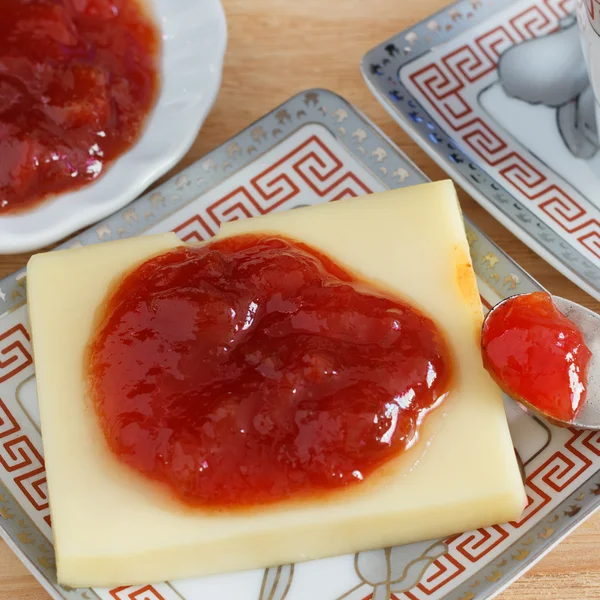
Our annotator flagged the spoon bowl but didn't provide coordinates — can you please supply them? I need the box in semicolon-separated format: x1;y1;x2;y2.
483;294;600;430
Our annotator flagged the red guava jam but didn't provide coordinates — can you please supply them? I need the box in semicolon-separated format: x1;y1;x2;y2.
0;0;160;213
88;235;452;507
482;292;591;423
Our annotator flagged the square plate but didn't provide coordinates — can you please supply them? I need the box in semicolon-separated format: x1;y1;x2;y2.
1;89;600;600
362;0;600;303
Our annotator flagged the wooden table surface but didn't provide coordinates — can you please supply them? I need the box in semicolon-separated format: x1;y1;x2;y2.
1;0;600;598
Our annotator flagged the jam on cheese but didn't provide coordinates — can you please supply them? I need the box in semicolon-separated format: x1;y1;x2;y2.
88;234;452;507
481;291;592;423
0;0;160;213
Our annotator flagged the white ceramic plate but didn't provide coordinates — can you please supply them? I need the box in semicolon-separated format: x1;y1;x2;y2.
0;0;227;254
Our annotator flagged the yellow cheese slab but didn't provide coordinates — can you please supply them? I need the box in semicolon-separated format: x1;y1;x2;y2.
27;181;526;587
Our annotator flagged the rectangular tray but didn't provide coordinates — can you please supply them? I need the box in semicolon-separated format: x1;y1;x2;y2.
362;0;600;303
0;89;599;600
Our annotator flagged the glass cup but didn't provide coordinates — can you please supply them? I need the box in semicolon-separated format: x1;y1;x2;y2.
577;0;600;131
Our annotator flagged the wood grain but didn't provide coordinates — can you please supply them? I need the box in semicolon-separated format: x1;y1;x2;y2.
1;0;599;598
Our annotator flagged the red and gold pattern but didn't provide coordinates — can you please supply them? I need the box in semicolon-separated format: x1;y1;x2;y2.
0;321;49;530
0;397;19;440
110;585;166;600
249;136;371;204
172;214;215;243
0;325;32;384
407;0;600;261
169;134;372;243
512;430;600;527
585;0;600;21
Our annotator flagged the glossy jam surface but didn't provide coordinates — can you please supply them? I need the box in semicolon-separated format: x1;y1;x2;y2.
482;292;591;423
0;0;160;213
88;235;452;508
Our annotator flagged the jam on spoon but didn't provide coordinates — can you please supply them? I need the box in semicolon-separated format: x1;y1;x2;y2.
481;291;592;424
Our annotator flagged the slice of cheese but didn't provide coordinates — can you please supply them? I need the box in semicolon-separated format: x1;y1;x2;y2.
27;181;526;587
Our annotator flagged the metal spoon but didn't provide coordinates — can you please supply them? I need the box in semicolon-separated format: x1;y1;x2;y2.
483;294;600;430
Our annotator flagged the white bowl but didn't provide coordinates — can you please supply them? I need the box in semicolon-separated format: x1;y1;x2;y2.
0;0;227;254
